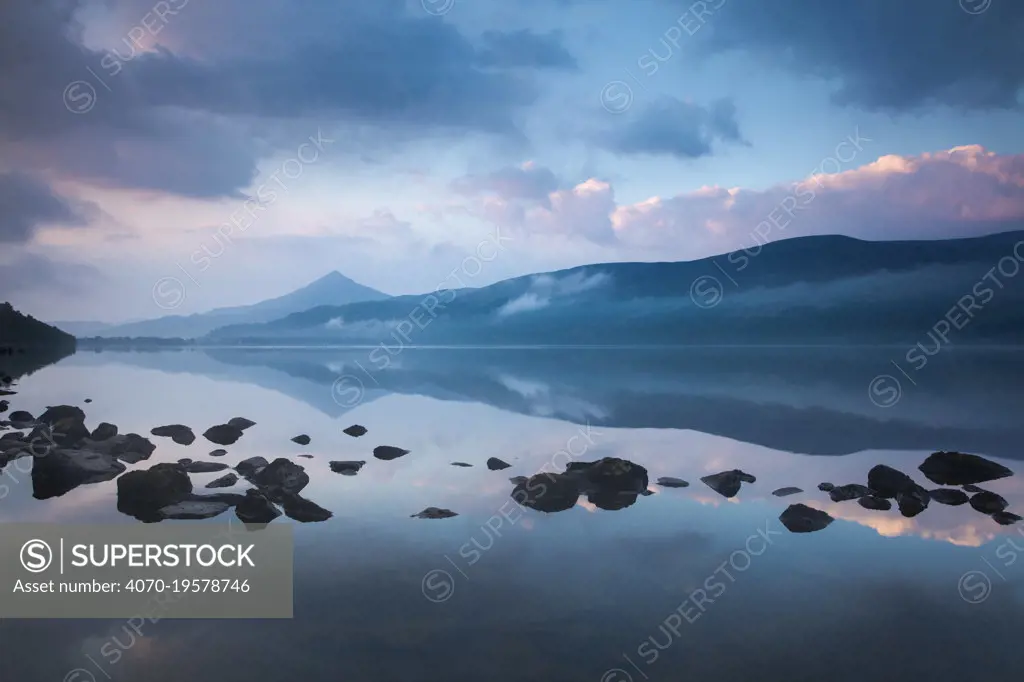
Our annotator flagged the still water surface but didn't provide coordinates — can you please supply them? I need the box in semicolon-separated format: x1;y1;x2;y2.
1;347;1022;681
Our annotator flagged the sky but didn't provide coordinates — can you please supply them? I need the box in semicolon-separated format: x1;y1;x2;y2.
2;0;1024;323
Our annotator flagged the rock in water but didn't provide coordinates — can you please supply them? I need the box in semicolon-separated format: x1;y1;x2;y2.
37;405;85;426
829;484;873;502
818;482;835;492
117;463;192;522
31;449;126;499
235;489;281;524
867;465;918;499
929;489;969;506
158;500;231;520
772;487;803;497
209;449;228;457
487;457;511;470
252;458;309;497
291;434;311;445
512;473;581;513
780;504;834;533
281;494;332;522
343;425;367;437
151;424;195;446
451;462;473;467
992;511;1021;526
90;422;118;441
858;496;892;511
329;460;366;475
963;484;985;493
969;491;1008;515
227;417;256;431
206;473;239;489
9;410;34;426
181;461;229;474
567;458;649;495
203;424;244;446
896;488;930;517
701;470;755;498
235;456;269;479
411;507;458;519
509;476;529;486
0;400;8;413
658;477;690;488
918;451;1012;486
373;445;410;461
297;454;313;459
84;399;92;403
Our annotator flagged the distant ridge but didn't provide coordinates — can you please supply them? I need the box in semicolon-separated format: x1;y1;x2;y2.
204;230;1024;346
70;271;389;339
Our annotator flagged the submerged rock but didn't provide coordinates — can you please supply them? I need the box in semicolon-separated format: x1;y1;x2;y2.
343;424;367;437
858;496;892;511
487;457;511;471
993;511;1022;526
151;424;195;446
929;489;969;506
235;489;281;524
181;461;229;474
227;417;256;431
329;460;365;475
451;462;473;467
206;473;239;488
919;451;1013;486
291;434;311;446
657;477;690;488
701;470;754;498
509;476;529;485
969;491;1008;515
780;504;834;533
235;456;269;479
31;448;126;500
117;463;192;521
90;422;118;441
281;494;332;522
209;449;228;457
158;499;231;520
203;424;244;446
373;445;410;461
963;484;986;493
411;507;458;519
772;487;803;497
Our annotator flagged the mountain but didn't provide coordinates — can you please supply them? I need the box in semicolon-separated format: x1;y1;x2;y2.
78;271;389;339
205;230;1024;346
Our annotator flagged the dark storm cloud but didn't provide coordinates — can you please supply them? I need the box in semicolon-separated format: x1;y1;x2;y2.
0;172;93;243
601;97;746;159
0;0;576;199
703;0;1024;111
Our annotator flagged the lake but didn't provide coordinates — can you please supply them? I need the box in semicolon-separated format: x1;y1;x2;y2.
1;346;1022;682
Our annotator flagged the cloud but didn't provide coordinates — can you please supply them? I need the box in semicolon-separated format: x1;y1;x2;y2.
476;29;578;70
451;162;561;204
0;250;102;297
0;172;95;243
0;0;574;199
601;97;746;159
704;0;1024;112
451;145;1024;259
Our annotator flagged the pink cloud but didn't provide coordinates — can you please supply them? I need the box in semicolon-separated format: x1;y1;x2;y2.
454;146;1024;261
